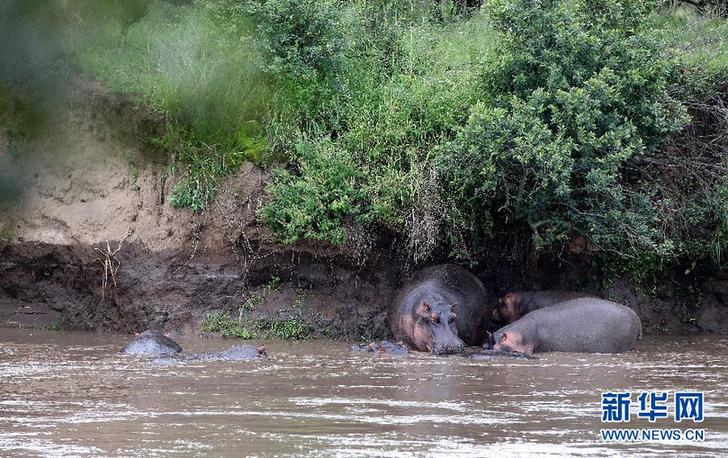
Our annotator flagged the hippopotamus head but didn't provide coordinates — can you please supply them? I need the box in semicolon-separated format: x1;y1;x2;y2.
491;329;534;355
219;345;267;360
411;301;464;355
492;292;522;324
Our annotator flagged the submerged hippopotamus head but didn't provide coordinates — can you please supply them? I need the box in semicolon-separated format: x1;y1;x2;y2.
218;345;267;360
492;292;521;324
490;329;534;355
411;301;464;355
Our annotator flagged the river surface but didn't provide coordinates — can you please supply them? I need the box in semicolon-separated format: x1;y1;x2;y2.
1;329;727;456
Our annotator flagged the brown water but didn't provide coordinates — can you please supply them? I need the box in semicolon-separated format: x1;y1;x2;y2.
1;329;727;457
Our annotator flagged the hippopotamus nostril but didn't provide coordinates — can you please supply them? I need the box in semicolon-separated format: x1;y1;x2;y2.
431;342;464;355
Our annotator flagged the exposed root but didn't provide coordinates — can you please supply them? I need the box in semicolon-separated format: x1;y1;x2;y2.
95;237;126;299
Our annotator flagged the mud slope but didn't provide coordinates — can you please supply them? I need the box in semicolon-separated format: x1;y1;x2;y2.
1;84;728;336
0;86;399;337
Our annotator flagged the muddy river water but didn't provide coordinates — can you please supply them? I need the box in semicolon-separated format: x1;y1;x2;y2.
1;329;728;456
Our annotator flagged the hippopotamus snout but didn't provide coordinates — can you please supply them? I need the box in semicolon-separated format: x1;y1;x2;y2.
428;338;465;355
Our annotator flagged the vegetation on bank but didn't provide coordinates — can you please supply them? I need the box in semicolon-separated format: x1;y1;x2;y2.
199;277;313;340
1;0;727;279
200;309;313;341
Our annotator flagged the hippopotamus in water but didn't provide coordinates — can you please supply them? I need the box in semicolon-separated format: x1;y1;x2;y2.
122;331;265;363
187;345;267;361
121;330;182;356
488;298;642;354
351;340;409;355
154;345;267;365
389;264;493;355
492;290;593;324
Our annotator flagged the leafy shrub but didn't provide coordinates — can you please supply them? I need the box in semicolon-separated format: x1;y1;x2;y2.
437;0;691;263
259;2;497;246
261;139;369;245
200;311;256;340
254;316;312;340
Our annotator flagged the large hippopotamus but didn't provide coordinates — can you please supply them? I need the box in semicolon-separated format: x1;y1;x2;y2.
492;290;593;324
121;330;182;355
389;264;493;355
489;298;642;354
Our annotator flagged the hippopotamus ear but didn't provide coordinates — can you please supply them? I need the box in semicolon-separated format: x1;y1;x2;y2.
450;303;458;312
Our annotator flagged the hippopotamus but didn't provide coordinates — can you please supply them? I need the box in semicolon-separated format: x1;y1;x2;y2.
351;340;409;355
389;264;493;355
122;331;266;363
154;345;267;365
184;345;267;361
492;290;593;324
121;330;182;355
488;298;642;354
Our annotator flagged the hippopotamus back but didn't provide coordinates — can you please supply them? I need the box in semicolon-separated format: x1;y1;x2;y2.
494;290;594;323
193;345;267;361
492;298;642;354
121;330;183;356
390;264;493;353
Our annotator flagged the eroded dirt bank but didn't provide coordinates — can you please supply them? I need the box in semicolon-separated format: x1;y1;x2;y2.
1;85;727;337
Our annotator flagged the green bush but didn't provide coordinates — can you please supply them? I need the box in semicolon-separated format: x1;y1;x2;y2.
261;139;369;244
258;0;728;275
437;0;690;262
255;316;312;340
200;311;256;340
259;2;497;245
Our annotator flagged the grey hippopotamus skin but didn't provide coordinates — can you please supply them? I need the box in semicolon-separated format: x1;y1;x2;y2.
121;330;183;356
389;264;493;355
492;290;594;324
488;298;642;354
122;331;266;363
351;340;409;355
154;345;267;365
184;345;267;361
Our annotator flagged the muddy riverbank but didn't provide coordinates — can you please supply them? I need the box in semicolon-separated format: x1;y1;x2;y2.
2;84;728;338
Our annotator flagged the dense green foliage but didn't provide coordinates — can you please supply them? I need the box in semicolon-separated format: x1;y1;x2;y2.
440;0;690;259
258;0;498;251
255;0;728;271
200;310;312;340
2;0;727;274
200;311;257;339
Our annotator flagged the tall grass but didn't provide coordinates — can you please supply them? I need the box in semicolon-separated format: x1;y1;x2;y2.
71;1;269;210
